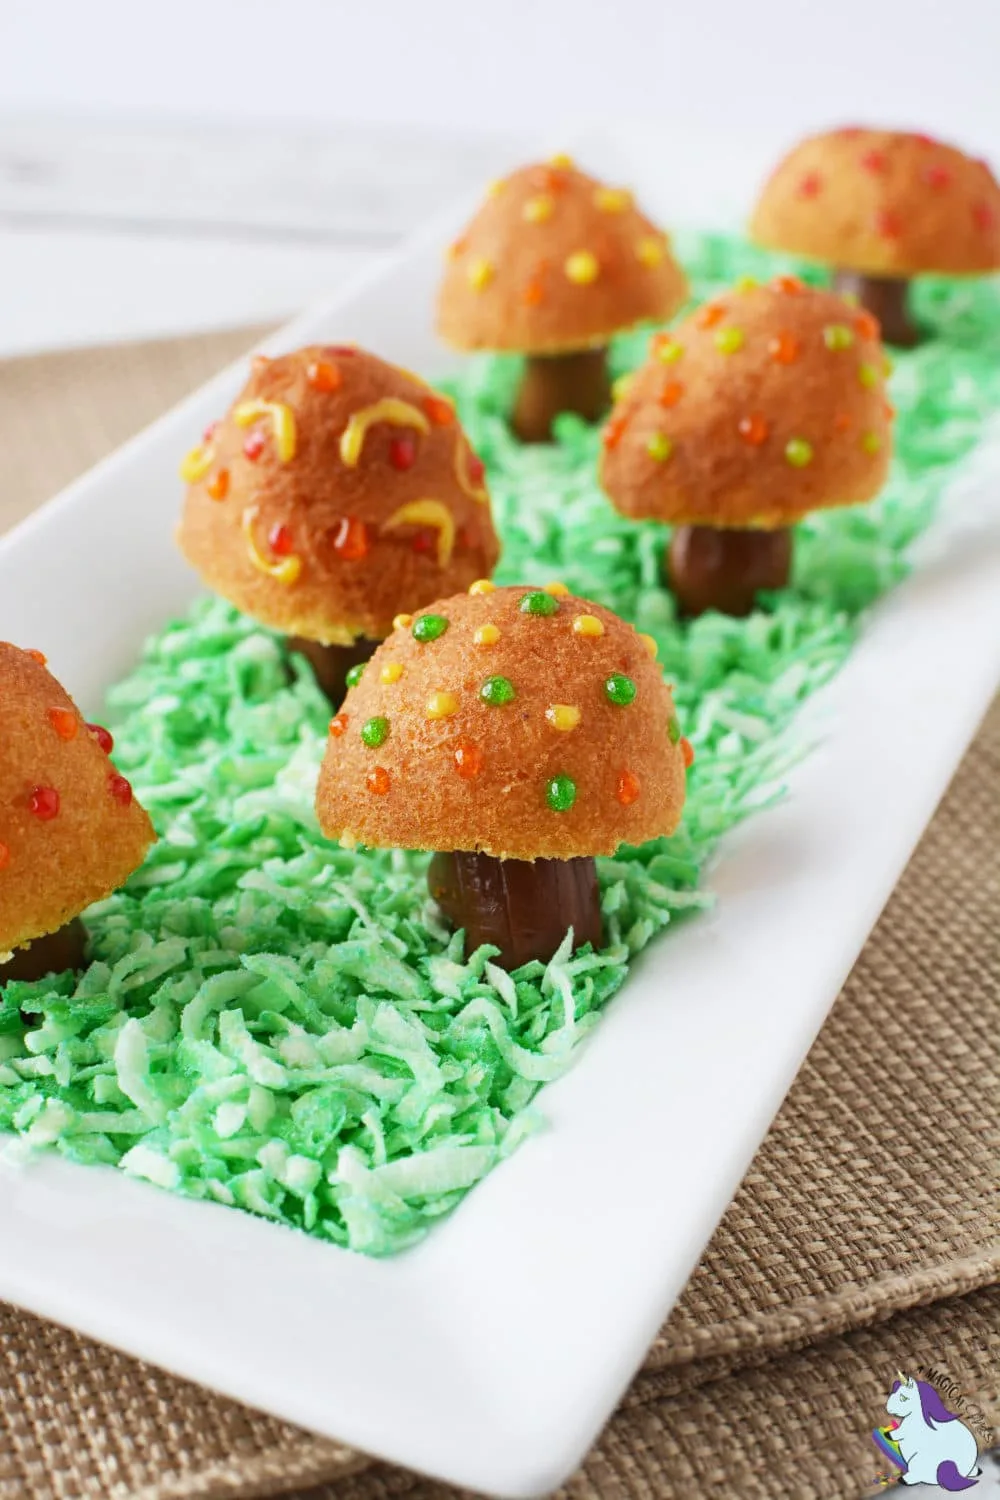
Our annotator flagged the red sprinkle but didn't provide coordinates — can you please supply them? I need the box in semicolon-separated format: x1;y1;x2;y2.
738;413;769;446
602;415;627;449
696;302;726;329
411;531;435;555
834;413;853;433
972;200;996;231
389;436;417;471
453;736;484;780
329;713;348;738
48;707;78;741
324;345;357;357
616;770;641;806
912;132;936;148
306;360;341;392
457;523;478;551
923;163;952;190
333;516;370;561
659;380;684;408
29;786;60;820
243;428;267;461
797;171;822;199
26;649;47;666
366;766;391;795
859;149;886;174
772;274;805;295
768;331;800;365
854;310;881;340
681;738;695;768
874;208;902;239
466;452;486;484
108;773;133;806
0;842;9;871
423;395;454;427
268;522;294;556
202;421;219;444
87;723;114;755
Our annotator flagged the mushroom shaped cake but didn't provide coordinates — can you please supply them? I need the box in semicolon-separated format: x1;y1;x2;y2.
177;345;501;704
0;644;155;982
437;155;688;442
599;277;894;618
315;583;691;970
750;126;1000;347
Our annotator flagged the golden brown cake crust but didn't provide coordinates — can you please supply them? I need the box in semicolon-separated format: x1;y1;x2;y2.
0;645;156;953
436;157;688;355
177;347;501;644
315;586;688;861
750;127;1000;276
599;278;893;529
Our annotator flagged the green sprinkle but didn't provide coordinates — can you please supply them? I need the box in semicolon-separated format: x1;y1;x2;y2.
412;613;449;643
546;774;577;812
858;362;879;388
668;714;682;745
480;675;516;705
646;432;673;462
361;716;390;748
824;323;855;351
605;673;637;706
861;431;882;454
345;663;366;688
714;326;745;354
519;590;559;617
785;438;814;468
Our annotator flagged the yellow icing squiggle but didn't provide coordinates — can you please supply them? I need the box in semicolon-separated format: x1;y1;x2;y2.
234;400;297;462
241;506;302;584
454;439;489;504
180;444;214;482
382;499;456;567
340;399;430;467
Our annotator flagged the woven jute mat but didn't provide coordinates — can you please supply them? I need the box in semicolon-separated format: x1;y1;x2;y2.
0;333;997;1500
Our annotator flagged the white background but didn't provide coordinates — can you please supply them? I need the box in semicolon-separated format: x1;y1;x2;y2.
2;0;1000;355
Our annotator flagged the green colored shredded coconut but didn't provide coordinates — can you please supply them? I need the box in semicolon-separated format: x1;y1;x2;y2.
3;233;1000;1256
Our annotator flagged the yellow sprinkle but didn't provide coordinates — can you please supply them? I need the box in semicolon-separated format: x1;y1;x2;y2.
393;613;413;631
486;178;506;197
565;251;600;285
594;186;633;213
544;581;570;596
883;354;894;376
468;257;495;290
635;237;664;268
546;704;581;732
647;432;673;462
523;194;554;223
573;614;605;639
382;498;456;566
861;431;882;455
549;152;574;169
469;578;496;595
380;662;404;685
234;400;297;462
339;398;430;467
179;444;213;483
735;275;759;292
656;338;684;364
612;373;634;402
339;831;359;851
638;632;658;658
474;623;501;646
425;691;460;720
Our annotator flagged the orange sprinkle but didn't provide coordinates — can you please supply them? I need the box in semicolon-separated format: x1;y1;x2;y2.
834;412;853;433
206;469;230;501
307;360;342;393
522;277;545;306
251;354;271;372
855;310;881;340
772;274;805;294
658;380;684;408
366;767;391;795
737;413;769;446
453;736;484;780
333;516;370;561
768;331;800;365
423;395;455;426
447;236;467;260
329;713;348;738
696;302;726;329
602;415;628;449
0;842;9;871
616;770;641;807
48;707;78;741
681;737;695;768
26;649;47;666
883;399;896;421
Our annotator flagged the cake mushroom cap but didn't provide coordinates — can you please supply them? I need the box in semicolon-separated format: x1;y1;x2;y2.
315;585;687;861
0;645;155;953
599;278;893;529
177;346;501;645
750;127;1000;277
437;156;689;355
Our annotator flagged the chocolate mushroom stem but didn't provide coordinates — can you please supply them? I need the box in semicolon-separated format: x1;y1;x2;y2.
288;636;381;707
427;850;602;970
511;348;612;443
832;270;921;348
0;918;88;985
667;525;793;618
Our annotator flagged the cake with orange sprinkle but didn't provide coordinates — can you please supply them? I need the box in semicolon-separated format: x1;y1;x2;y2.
750;126;1000;346
315;582;691;967
599;277;894;616
0;644;155;982
437;155;688;442
177;345;501;702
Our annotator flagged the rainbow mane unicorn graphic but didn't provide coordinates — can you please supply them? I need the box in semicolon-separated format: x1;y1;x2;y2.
872;1373;982;1490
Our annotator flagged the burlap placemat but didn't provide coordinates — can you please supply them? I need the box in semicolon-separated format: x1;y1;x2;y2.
0;333;996;1500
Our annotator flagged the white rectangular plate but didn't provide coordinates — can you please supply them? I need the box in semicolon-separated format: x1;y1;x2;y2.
1;128;999;1499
